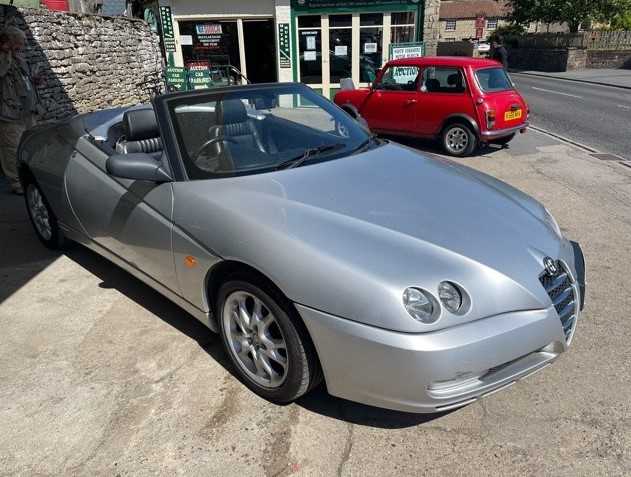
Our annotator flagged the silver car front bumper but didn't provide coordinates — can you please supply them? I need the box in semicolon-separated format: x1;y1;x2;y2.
298;304;572;413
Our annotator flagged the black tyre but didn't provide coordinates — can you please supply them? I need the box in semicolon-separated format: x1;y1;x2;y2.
24;181;65;249
441;122;477;157
491;133;516;146
217;275;322;403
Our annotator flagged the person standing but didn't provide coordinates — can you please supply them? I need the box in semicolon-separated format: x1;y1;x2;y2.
0;26;39;195
490;35;509;70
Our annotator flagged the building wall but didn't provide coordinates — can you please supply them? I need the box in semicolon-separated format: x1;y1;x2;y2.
439;18;510;41
170;0;275;18
1;6;162;121
422;0;441;55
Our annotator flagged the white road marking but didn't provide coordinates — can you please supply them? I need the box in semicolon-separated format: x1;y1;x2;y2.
617;104;631;110
531;86;583;99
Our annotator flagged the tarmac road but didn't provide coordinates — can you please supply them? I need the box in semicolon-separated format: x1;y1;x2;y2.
1;131;630;476
512;73;631;160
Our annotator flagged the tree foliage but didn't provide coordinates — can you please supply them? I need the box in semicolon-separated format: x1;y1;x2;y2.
507;0;631;32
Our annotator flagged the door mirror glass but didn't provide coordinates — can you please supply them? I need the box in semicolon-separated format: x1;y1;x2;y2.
106;153;173;182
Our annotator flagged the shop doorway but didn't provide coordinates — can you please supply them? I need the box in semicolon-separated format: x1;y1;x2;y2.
243;20;278;83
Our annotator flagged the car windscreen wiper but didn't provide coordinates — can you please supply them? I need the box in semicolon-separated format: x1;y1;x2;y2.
276;142;346;170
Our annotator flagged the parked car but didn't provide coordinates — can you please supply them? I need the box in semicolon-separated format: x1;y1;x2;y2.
476;41;491;53
19;83;583;413
334;56;529;156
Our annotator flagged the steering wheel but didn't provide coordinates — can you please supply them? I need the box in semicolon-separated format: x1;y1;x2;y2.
191;135;237;171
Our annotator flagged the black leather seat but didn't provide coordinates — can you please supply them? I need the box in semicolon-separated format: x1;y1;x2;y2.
119;108;163;155
210;99;265;153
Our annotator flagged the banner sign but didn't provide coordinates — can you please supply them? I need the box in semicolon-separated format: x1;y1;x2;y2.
159;6;176;53
278;23;291;68
389;41;424;60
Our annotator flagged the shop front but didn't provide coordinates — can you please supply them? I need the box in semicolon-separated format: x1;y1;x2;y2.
291;0;424;98
166;0;290;85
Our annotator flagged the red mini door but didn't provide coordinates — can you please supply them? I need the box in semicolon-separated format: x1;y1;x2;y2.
359;64;421;134
415;66;476;136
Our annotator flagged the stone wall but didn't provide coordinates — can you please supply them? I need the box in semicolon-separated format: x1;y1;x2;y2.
1;6;162;122
587;50;631;69
422;0;441;56
507;47;587;72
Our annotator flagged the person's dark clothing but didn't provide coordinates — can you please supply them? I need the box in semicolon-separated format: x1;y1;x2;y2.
491;45;508;69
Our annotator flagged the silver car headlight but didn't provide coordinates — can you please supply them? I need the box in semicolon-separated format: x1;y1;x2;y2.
543;207;562;238
438;281;462;313
403;287;439;323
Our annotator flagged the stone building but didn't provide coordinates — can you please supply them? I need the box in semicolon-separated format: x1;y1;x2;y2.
161;0;441;100
439;0;510;42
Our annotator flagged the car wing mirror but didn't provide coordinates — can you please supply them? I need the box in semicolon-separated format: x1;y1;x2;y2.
106;153;173;183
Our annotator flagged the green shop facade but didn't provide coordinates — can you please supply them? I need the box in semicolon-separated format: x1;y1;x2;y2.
291;0;425;98
161;0;431;97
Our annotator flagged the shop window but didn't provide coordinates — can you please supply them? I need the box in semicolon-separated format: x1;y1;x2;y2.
445;20;457;31
392;12;415;25
360;13;383;83
329;15;353;84
299;28;322;84
299;15;321;29
329;14;352;28
298;15;322;84
487;18;498;30
422;67;465;93
179;21;241;70
391;11;416;44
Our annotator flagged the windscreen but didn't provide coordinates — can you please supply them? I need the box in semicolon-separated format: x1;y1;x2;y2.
168;85;371;179
475;67;514;92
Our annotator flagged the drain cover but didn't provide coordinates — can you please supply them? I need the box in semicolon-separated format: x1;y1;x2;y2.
591;153;626;161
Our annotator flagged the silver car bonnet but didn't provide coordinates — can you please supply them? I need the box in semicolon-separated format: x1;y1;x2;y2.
173;143;568;333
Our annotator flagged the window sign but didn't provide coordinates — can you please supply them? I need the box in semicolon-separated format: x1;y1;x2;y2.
364;42;378;54
335;45;348;56
392;66;419;84
390;42;424;60
306;36;316;50
304;51;317;61
180;35;193;46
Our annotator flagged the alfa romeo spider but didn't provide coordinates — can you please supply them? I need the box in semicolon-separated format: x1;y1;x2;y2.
18;83;585;413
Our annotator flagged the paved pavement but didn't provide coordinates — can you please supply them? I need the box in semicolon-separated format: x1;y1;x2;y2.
2;131;631;476
517;68;631;90
512;73;631;160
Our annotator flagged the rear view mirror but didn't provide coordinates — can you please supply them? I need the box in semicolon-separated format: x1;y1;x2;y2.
106;153;173;182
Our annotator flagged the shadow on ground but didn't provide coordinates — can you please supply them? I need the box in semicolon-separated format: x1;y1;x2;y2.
62;241;452;430
384;134;508;158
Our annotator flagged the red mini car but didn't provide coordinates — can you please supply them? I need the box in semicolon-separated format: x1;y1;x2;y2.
334;56;529;156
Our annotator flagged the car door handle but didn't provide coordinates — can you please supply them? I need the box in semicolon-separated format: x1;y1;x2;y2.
404;99;417;105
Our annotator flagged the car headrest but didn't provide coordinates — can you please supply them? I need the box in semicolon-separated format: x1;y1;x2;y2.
447;73;461;86
426;78;440;92
122;108;159;141
219;99;248;125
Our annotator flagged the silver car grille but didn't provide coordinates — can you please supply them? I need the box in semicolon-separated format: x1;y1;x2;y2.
539;261;577;342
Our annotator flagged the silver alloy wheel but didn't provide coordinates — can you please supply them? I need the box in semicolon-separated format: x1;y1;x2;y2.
223;291;289;388
445;126;469;154
27;184;52;241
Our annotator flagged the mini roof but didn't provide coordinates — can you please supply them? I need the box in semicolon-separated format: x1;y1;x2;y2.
387;56;502;68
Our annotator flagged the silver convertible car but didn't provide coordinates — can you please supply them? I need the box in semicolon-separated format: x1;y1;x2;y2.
18;83;585;413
